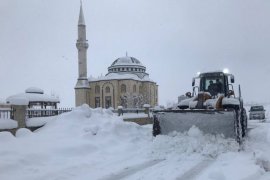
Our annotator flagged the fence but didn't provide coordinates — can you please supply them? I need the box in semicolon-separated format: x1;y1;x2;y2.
27;108;72;118
0;108;14;119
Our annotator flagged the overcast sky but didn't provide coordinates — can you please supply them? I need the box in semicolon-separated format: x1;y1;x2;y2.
1;0;270;107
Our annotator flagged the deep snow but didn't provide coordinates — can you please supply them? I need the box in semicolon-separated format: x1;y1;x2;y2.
0;104;270;180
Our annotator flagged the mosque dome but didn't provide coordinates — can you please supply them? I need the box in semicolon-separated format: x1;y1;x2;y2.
111;56;142;66
108;55;147;74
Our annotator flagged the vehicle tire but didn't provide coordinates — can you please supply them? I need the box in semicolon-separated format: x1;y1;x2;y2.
235;109;243;145
241;108;247;138
153;115;161;136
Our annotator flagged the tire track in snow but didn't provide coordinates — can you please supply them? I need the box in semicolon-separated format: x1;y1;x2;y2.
176;159;215;180
99;159;164;180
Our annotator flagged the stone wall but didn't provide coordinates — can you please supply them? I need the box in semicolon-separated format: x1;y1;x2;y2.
123;117;153;125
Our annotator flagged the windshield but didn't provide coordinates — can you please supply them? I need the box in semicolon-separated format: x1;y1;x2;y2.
250;106;264;111
201;76;224;96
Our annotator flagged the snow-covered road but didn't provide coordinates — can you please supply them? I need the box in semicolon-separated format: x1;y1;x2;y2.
1;105;270;180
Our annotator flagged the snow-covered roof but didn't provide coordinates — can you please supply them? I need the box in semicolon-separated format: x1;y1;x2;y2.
75;79;90;89
0;98;7;105
111;56;143;66
89;73;154;82
25;87;44;94
6;88;59;105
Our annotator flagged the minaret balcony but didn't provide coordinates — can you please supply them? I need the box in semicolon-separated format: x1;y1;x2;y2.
76;41;89;49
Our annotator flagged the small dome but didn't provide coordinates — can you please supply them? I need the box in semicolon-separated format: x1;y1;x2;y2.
25;87;44;94
111;56;142;66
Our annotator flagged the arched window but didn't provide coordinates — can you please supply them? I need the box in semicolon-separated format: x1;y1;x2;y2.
139;86;143;93
121;84;126;93
95;85;100;94
133;85;136;93
105;86;110;93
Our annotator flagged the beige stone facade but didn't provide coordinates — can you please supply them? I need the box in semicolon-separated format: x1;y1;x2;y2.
88;77;158;109
74;4;158;108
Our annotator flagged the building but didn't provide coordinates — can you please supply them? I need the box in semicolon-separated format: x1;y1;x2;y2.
6;87;60;108
75;4;158;109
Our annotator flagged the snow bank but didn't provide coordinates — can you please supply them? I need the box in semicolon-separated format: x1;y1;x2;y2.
0;118;18;129
0;104;151;180
151;126;239;159
15;128;32;137
247;121;270;170
26;116;57;127
1;104;269;180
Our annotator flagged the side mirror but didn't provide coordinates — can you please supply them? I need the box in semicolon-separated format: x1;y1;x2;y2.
192;78;195;86
228;90;235;97
185;92;192;98
231;75;235;83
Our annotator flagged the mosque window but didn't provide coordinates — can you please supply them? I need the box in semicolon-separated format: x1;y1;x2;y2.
118;68;120;71
133;85;136;93
95;85;100;94
105;86;110;93
95;97;100;108
122;68;124;71
121;84;126;93
131;68;133;71
139;86;143;93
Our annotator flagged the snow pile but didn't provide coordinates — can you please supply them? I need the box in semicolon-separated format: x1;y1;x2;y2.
36;105;149;140
1;104;269;180
15;128;32;137
26;116;57;127
0;104;151;180
247;122;270;171
151;126;239;159
0;118;18;129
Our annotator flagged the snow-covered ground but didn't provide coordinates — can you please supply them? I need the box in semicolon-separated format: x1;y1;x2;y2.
1;104;270;180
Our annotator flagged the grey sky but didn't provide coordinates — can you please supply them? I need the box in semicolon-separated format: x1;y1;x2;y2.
0;0;270;107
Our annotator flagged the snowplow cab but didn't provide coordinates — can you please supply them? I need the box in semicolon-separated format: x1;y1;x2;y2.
153;71;247;145
192;71;235;97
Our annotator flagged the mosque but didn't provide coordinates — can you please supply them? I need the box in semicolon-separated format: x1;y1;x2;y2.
75;4;158;109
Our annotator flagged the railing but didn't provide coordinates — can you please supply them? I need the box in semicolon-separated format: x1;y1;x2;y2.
27;108;72;118
0;108;14;119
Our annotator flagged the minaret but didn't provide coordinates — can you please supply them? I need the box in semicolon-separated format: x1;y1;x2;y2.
75;2;90;106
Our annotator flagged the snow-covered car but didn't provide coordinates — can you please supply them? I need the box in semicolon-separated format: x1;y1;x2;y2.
249;105;265;120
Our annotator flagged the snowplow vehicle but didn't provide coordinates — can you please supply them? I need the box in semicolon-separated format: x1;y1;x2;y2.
153;71;247;144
